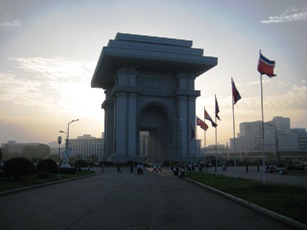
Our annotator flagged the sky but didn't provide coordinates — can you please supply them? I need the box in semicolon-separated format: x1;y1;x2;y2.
0;0;306;147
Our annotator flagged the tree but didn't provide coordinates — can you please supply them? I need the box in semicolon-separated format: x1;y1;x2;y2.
48;154;60;163
37;159;58;173
75;160;88;168
21;144;50;160
3;157;34;180
76;154;83;160
89;154;98;162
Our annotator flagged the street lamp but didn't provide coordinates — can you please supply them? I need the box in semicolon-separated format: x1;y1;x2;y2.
265;123;281;164
57;136;62;179
59;119;79;152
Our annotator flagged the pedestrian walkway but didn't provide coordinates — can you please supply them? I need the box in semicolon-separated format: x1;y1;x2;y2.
210;166;307;188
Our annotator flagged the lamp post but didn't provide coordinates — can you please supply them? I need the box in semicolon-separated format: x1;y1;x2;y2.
57;136;62;160
265;123;281;164
60;119;79;152
57;136;62;179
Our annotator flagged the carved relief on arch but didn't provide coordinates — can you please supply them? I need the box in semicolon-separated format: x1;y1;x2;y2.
138;79;172;90
116;67;138;75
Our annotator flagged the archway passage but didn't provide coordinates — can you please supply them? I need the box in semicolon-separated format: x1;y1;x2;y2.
140;105;170;163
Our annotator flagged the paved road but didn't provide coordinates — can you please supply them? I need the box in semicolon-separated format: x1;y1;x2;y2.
0;167;297;230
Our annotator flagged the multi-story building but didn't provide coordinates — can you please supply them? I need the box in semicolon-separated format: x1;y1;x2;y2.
49;132;159;163
68;134;104;161
229;116;307;161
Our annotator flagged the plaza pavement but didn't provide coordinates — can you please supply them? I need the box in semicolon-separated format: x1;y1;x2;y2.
209;165;307;189
0;167;305;230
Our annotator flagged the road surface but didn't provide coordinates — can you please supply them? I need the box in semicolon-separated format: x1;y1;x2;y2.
0;167;297;230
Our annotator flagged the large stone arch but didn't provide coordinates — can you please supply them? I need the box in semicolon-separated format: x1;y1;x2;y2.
91;33;217;163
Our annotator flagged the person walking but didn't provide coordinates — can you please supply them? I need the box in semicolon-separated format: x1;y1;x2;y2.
152;163;157;173
117;164;121;173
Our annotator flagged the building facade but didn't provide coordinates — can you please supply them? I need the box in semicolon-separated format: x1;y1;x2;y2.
229;116;307;162
68;134;104;161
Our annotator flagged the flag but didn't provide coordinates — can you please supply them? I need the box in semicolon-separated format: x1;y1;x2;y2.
204;109;217;127
232;78;241;105
258;52;276;77
197;117;208;131
215;95;221;121
190;124;195;140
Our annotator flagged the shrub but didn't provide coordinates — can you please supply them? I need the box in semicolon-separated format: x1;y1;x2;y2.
59;167;76;174
3;157;34;180
75;160;88;168
37;159;58;173
37;171;50;178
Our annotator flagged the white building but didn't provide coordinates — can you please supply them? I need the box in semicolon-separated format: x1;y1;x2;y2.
230;116;307;154
68;134;104;161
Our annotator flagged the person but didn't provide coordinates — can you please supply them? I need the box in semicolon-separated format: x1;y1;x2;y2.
157;163;162;173
222;163;226;172
137;164;143;175
152;163;157;173
179;165;185;178
117;164;121;173
101;164;104;173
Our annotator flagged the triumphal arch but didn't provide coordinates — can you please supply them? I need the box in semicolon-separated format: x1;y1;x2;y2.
91;33;217;163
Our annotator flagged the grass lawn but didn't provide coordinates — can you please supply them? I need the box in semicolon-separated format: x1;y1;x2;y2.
186;172;307;225
0;171;94;193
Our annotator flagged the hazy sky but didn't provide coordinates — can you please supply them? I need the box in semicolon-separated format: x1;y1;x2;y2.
1;0;306;146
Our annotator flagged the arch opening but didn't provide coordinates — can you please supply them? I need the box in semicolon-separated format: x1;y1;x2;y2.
139;105;171;163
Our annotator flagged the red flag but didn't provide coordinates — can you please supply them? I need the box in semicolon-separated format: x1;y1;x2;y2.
258;52;276;77
215;95;221;121
204;109;217;128
190;124;195;140
197;117;208;131
232;78;241;105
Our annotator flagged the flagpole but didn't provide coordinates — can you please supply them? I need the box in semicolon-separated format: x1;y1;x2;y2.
204;106;207;174
215;95;218;176
204;127;207;174
231;78;237;180
195;119;198;163
260;73;266;185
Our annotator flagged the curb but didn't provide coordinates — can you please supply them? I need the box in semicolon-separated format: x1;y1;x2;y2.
185;177;307;230
0;173;97;196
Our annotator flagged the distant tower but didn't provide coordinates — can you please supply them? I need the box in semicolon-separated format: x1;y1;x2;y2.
91;33;217;163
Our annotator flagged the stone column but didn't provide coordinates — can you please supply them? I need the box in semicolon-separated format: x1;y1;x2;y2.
176;72;199;161
188;96;197;158
127;92;137;158
113;67;138;161
101;88;114;161
115;92;127;159
103;99;114;159
177;95;188;160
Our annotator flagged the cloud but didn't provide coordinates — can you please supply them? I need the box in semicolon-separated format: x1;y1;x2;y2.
1;57;100;119
261;7;307;24
0;19;22;29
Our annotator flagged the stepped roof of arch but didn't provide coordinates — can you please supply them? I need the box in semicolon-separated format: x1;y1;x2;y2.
91;33;217;88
